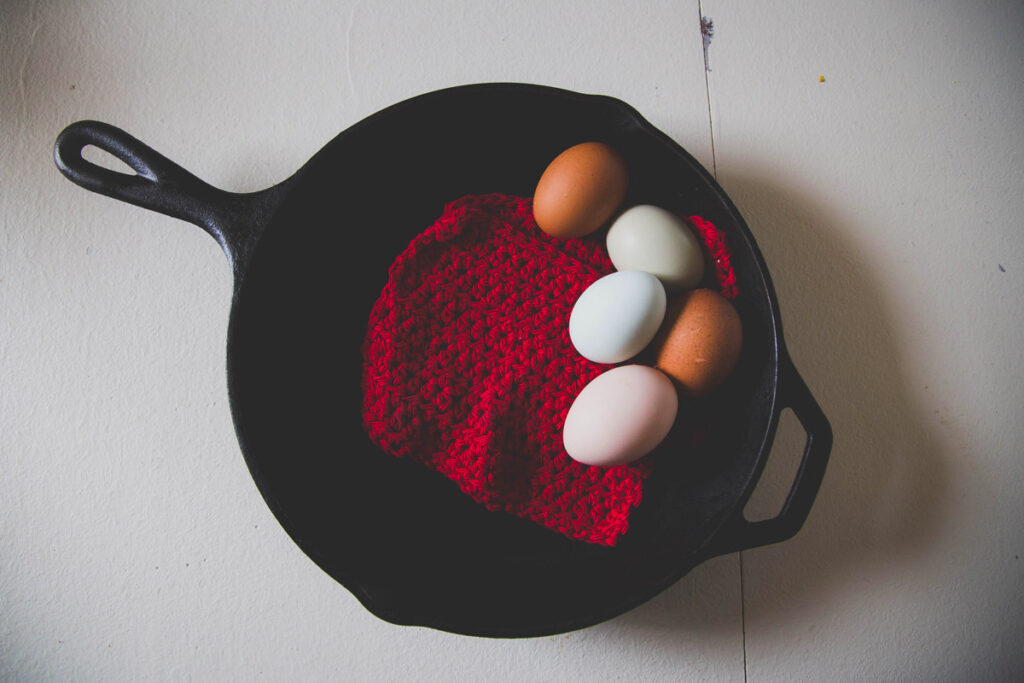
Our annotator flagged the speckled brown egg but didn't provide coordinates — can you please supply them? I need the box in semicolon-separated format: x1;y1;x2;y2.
652;289;742;397
532;142;628;239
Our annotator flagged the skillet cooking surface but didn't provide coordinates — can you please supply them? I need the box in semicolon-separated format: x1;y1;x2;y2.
228;86;778;635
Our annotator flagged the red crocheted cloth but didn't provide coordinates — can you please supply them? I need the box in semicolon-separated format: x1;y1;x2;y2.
361;194;737;545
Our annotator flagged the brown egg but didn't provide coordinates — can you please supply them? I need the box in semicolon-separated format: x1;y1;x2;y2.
532;142;628;239
652;289;743;397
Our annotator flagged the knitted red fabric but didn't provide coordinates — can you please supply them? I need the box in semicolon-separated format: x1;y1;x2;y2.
361;194;736;545
689;214;739;300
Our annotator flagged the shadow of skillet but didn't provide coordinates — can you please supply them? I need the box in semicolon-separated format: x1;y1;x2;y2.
719;165;951;622
606;554;743;641
606;163;951;642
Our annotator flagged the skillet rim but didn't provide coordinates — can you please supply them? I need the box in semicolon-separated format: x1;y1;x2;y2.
224;82;788;637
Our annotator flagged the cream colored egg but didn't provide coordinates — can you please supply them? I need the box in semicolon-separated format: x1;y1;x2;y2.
606;205;705;292
562;365;678;467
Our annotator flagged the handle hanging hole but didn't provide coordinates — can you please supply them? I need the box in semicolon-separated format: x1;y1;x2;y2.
743;408;806;522
81;144;139;176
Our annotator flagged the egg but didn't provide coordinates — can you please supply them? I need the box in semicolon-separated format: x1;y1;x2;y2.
606;204;706;292
532;142;628;239
651;289;743;397
569;270;666;364
562;365;678;467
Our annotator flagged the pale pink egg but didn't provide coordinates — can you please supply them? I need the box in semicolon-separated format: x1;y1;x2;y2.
562;365;678;467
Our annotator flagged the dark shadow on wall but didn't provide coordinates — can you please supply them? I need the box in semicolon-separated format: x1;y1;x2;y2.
718;166;950;624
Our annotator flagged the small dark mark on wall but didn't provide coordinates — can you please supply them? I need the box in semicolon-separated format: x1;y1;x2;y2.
701;16;714;72
998;264;1005;272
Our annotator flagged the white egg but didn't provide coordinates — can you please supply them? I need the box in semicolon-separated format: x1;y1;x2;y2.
569;270;666;364
562;365;678;467
606;204;705;292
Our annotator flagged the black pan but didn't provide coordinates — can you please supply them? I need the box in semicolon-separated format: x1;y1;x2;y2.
54;83;831;638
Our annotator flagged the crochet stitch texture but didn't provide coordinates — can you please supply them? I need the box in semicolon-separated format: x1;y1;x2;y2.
361;194;736;545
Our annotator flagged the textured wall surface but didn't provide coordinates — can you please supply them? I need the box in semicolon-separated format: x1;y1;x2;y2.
2;0;1022;680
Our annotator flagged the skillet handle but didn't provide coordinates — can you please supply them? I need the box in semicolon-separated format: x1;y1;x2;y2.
709;354;833;556
54;120;283;279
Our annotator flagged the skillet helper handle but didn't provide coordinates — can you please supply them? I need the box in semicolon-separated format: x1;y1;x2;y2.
712;355;833;556
54;120;275;277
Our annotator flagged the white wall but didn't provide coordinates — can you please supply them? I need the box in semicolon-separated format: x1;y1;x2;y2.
3;1;1022;680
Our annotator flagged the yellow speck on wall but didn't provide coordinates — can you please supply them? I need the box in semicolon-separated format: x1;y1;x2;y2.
819;75;826;82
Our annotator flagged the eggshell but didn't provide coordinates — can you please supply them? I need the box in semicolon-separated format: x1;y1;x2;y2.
606;204;706;292
569;270;666;364
532;142;628;239
652;289;743;397
563;365;678;467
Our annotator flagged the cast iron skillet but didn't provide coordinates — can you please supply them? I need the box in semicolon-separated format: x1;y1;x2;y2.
54;83;831;638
